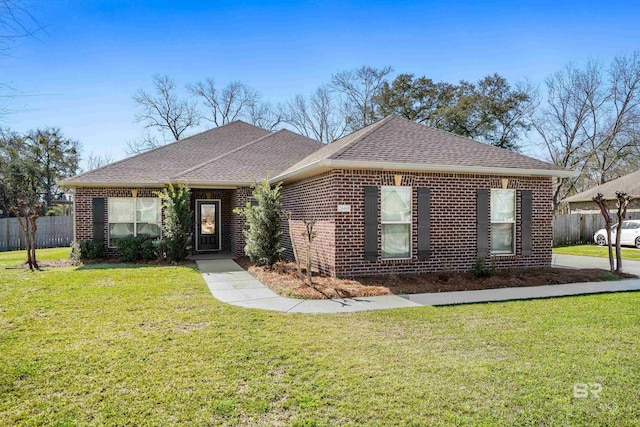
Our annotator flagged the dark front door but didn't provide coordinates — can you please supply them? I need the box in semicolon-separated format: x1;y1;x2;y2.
196;200;221;251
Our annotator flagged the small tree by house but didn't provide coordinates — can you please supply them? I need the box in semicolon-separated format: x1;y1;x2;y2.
10;200;40;270
592;193;614;272
285;211;303;279
234;179;283;268
301;219;317;285
156;182;192;262
614;191;632;274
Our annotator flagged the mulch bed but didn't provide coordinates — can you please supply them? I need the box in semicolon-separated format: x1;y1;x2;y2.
14;257;196;269
236;257;636;300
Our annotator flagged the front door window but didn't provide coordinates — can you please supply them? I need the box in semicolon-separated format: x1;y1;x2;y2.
196;200;220;251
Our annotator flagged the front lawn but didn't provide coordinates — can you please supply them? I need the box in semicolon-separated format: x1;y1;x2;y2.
554;244;640;261
1;248;639;426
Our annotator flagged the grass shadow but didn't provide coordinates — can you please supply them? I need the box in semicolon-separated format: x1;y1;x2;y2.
77;262;199;271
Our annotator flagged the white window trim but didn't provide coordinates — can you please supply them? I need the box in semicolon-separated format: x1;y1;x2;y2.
107;197;162;248
490;189;516;256
381;186;413;260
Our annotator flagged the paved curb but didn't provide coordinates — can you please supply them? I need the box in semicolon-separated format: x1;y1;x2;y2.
197;260;640;313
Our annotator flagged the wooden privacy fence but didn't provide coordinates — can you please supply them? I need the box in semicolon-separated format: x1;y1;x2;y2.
0;215;73;252
553;212;640;246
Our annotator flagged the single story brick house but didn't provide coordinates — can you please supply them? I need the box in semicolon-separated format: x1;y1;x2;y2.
61;115;572;277
563;169;640;213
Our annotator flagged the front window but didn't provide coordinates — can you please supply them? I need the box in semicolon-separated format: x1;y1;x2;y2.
491;189;515;255
381;186;412;259
108;197;161;246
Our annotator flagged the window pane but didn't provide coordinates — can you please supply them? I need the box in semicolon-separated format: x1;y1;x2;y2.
109;223;134;245
382;224;411;258
137;198;161;222
381;187;411;222
491;190;515;222
109;198;134;222
200;204;216;235
491;223;514;253
137;223;161;239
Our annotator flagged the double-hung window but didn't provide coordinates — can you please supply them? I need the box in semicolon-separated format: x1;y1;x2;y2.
381;186;412;259
108;197;161;246
491;189;516;255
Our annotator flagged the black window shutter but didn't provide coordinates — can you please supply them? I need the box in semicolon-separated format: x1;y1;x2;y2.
364;186;378;261
417;187;431;259
521;190;532;256
477;189;489;259
92;198;105;241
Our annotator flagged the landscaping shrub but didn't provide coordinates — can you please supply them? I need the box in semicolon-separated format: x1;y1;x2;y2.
118;236;143;262
470;257;496;278
153;238;167;261
140;239;157;260
233;178;283;268
156;182;192;262
71;240;104;260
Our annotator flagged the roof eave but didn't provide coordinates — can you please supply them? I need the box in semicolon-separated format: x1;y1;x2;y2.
60;180;249;189
271;159;575;183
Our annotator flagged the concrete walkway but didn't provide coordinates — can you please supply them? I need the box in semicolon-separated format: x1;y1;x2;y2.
196;259;640;313
553;253;640;275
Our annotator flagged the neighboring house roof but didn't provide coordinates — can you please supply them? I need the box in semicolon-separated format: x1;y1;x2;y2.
563;170;640;203
61;121;322;187
274;115;573;182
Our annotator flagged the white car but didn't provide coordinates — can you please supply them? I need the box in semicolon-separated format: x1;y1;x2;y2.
594;220;640;248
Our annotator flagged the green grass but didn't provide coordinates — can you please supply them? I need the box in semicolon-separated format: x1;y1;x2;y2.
1;248;640;426
553;244;640;261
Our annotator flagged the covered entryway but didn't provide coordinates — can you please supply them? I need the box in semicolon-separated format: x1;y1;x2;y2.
195;199;221;252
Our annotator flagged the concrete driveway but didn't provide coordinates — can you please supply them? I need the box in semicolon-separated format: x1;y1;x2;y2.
553;253;640;275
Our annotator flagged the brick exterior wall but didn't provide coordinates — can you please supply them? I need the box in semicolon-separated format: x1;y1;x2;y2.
75;170;554;275
75;187;241;256
280;172;336;276
279;169;554;278
74;187;162;256
231;187;253;257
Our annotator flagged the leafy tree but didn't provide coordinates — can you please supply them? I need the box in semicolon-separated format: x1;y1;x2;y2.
233;179;283;268
375;73;534;151
156;182;192;262
25;127;80;208
0;127;78;215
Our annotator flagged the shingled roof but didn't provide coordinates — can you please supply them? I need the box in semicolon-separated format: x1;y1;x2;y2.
274;115;572;181
63;115;572;188
563;170;640;203
62;121;322;187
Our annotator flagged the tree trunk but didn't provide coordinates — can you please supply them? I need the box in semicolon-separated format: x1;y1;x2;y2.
29;214;39;270
285;212;303;280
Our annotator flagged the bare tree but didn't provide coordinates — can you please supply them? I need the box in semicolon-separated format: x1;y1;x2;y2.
532;62;600;208
534;54;640;209
614;191;632;273
587;53;640;185
188;78;259;126
284;86;349;143
125;131;162;155
593;193;614;272
10;200;40;270
133;74;199;141
85;152;114;171
331;65;393;130
246;101;284;131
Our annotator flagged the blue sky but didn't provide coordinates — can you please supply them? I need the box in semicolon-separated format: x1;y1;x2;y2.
3;0;640;166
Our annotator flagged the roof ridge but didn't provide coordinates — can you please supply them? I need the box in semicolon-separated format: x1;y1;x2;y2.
328;114;397;160
172;129;287;179
62;121;268;184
